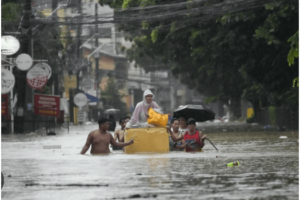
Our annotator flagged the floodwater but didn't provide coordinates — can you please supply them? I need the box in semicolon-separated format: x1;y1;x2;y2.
1;123;299;200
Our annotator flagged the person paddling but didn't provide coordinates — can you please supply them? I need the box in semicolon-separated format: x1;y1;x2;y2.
80;118;134;155
168;118;206;152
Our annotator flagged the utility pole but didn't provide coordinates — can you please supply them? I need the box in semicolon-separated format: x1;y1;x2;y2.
95;3;100;108
76;0;82;89
52;0;59;95
17;0;32;133
50;0;61;95
69;0;82;123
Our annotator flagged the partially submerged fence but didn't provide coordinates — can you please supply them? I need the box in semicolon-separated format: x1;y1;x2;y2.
255;107;298;130
2;115;68;134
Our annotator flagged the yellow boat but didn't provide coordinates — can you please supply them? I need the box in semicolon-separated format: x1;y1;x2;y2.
124;127;169;154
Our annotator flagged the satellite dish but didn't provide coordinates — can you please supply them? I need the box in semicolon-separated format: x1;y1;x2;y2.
1;36;20;55
16;54;33;71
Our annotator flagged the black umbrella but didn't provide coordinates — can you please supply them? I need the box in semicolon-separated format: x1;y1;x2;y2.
173;104;215;122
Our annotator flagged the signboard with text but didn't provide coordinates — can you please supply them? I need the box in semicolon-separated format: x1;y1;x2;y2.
1;94;9;116
34;94;60;117
77;111;85;123
2;68;15;94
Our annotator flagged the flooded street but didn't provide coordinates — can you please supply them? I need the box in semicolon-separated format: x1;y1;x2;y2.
2;124;299;200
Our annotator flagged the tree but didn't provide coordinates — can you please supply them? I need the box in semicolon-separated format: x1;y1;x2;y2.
101;0;298;118
100;77;128;117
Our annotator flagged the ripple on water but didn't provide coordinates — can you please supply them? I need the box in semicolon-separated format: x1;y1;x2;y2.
1;131;298;200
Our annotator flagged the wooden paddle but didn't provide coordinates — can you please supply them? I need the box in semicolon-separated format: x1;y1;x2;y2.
205;138;218;151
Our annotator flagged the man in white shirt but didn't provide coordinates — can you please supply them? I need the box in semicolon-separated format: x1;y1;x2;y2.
179;116;189;134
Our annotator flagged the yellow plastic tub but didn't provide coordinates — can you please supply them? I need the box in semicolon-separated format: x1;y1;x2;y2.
124;127;169;154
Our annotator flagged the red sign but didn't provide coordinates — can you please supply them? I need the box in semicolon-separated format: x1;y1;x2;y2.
34;94;60;117
1;94;9;116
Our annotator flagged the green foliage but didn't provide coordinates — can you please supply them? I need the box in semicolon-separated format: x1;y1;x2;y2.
287;31;299;87
1;3;22;33
246;113;255;123
268;106;276;126
101;78;128;116
293;76;300;87
205;96;218;104
1;3;22;21
142;21;149;30
122;0;141;9
151;29;158;43
101;0;298;113
254;2;294;45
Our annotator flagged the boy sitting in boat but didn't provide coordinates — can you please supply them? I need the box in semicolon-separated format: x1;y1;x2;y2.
113;116;131;151
114;116;130;143
80;118;134;155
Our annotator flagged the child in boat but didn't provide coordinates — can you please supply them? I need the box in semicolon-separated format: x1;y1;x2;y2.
114;116;130;143
113;116;131;151
80;118;133;154
168;118;206;152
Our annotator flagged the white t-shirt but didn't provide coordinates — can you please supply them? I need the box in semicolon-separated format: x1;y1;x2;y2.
179;127;189;135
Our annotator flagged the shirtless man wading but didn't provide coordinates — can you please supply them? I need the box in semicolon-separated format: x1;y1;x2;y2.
80;118;134;154
114;116;130;142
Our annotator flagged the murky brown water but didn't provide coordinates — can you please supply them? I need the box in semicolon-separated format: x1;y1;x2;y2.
1;124;299;200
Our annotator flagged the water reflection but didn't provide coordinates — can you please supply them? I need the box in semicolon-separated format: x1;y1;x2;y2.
1;126;298;200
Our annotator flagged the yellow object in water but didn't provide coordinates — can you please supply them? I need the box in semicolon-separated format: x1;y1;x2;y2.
147;108;169;127
227;161;240;167
247;108;254;119
124;127;169;154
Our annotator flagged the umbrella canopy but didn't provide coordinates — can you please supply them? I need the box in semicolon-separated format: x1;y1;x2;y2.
104;109;120;114
173;104;215;122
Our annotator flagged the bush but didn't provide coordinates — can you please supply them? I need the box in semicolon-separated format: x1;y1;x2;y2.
246;113;255;123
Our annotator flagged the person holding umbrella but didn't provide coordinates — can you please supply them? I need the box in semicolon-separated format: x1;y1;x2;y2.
167;118;207;152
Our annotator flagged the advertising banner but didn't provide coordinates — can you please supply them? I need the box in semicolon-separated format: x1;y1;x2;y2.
1;94;9;116
34;94;60;117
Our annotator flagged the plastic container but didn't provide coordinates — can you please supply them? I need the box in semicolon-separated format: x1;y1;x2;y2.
227;161;240;167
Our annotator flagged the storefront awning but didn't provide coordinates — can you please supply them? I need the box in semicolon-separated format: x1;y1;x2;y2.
84;93;99;103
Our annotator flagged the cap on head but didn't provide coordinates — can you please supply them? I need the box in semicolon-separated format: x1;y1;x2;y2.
187;118;196;125
98;118;109;125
